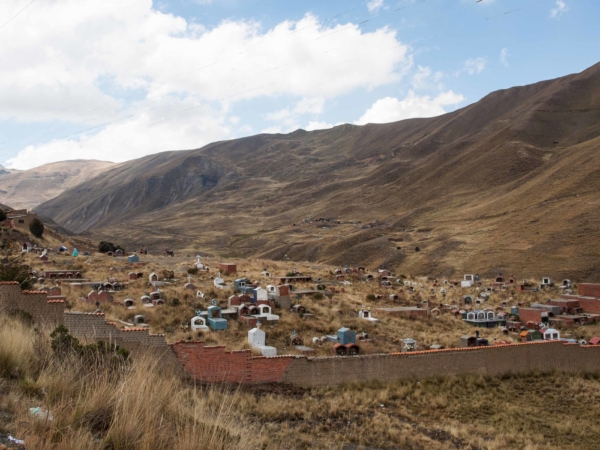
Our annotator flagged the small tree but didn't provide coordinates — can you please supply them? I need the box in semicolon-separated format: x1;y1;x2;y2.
29;218;44;238
0;256;34;290
0;209;6;222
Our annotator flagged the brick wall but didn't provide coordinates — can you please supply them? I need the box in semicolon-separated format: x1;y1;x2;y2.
0;282;64;327
578;284;600;298
171;342;294;383
280;342;600;387
518;308;543;324
559;295;600;314
64;312;184;374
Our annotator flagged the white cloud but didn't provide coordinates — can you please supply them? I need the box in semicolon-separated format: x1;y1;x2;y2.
354;90;465;125
464;57;487;75
305;121;339;131
500;48;509;66
1;1;413;169
6;97;231;170
411;66;445;91
367;0;385;13
550;0;569;18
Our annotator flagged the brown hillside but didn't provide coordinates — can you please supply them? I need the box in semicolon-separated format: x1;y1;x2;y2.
35;62;600;280
0;160;114;210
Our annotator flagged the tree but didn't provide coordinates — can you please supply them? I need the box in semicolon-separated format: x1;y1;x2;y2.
0;209;6;222
98;241;124;253
29;218;44;238
0;256;34;290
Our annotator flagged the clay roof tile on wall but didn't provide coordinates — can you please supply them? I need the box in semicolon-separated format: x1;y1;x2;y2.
47;300;65;304
121;328;148;332
0;281;20;285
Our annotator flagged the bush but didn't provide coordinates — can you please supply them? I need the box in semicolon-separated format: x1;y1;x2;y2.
415;247;420;252
0;209;6;222
313;293;324;300
187;268;199;275
29;218;44;238
98;241;124;253
366;294;376;301
0;257;34;290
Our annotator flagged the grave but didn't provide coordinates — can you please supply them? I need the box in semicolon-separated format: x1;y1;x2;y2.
248;322;277;356
358;307;379;323
207;302;227;331
191;316;209;332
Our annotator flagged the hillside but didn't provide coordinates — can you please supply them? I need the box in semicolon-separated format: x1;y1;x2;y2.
0;160;114;210
36;62;600;279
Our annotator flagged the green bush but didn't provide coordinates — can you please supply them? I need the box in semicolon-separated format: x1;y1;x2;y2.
187;268;199;275
0;209;6;222
29;218;44;238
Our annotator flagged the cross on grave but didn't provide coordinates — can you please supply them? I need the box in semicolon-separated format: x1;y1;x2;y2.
211;299;217;306
256;320;262;329
95;301;100;309
187;275;192;284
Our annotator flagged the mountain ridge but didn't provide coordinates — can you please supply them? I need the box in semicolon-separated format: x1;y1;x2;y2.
35;62;600;279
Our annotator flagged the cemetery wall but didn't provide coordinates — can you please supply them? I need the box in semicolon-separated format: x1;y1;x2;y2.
171;342;295;383
63;312;183;373
0;282;64;326
560;295;600;314
578;284;600;298
279;341;600;386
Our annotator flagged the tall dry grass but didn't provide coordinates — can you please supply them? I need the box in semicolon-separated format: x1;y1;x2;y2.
0;316;262;450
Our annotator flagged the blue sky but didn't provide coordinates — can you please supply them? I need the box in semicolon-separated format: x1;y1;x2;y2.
0;0;597;169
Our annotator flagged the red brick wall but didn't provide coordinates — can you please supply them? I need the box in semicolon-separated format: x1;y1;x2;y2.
561;296;600;314
578;284;600;298
171;342;294;384
518;308;543;325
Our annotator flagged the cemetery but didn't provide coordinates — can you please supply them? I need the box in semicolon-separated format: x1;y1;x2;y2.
2;249;600;389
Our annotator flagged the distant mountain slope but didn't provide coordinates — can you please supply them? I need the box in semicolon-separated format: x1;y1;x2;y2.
36;62;600;279
0;160;114;210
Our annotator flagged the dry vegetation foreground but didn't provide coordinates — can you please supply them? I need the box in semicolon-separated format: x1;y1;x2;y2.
0;314;599;450
4;252;600;448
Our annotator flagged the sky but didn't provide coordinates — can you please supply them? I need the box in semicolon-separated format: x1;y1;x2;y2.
0;0;597;170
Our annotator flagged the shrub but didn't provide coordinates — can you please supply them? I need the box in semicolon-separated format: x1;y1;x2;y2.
98;241;124;253
187;268;199;275
415;247;420;252
366;294;376;301
0;209;6;222
29;218;44;238
0;256;34;290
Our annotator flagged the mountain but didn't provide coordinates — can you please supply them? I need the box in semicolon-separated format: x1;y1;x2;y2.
36;62;600;280
0;160;114;210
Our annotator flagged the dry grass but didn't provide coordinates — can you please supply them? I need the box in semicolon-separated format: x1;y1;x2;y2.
0;316;261;450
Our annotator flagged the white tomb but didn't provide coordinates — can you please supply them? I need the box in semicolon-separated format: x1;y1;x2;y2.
214;273;228;290
254;287;269;302
248;323;277;357
358;307;379;323
191;316;209;332
253;304;280;322
461;274;475;288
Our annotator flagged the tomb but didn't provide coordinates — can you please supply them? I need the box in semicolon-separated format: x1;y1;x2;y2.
124;298;135;308
401;338;417;352
114;249;124;257
460;333;488;348
292;304;306;314
128;272;138;281
207;302;227;331
462;310;506;328
218;263;237;275
461;274;475;288
184;275;196;290
253;287;269;303
358;307;379;323
540;277;553;289
133;315;146;326
542;328;560;340
191;316;209;332
213;273;228;290
520;330;543;342
332;329;360;356
290;331;303;346
252;304;280;322
128;254;139;263
560;279;572;290
149;273;158;282
248;322;277;356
